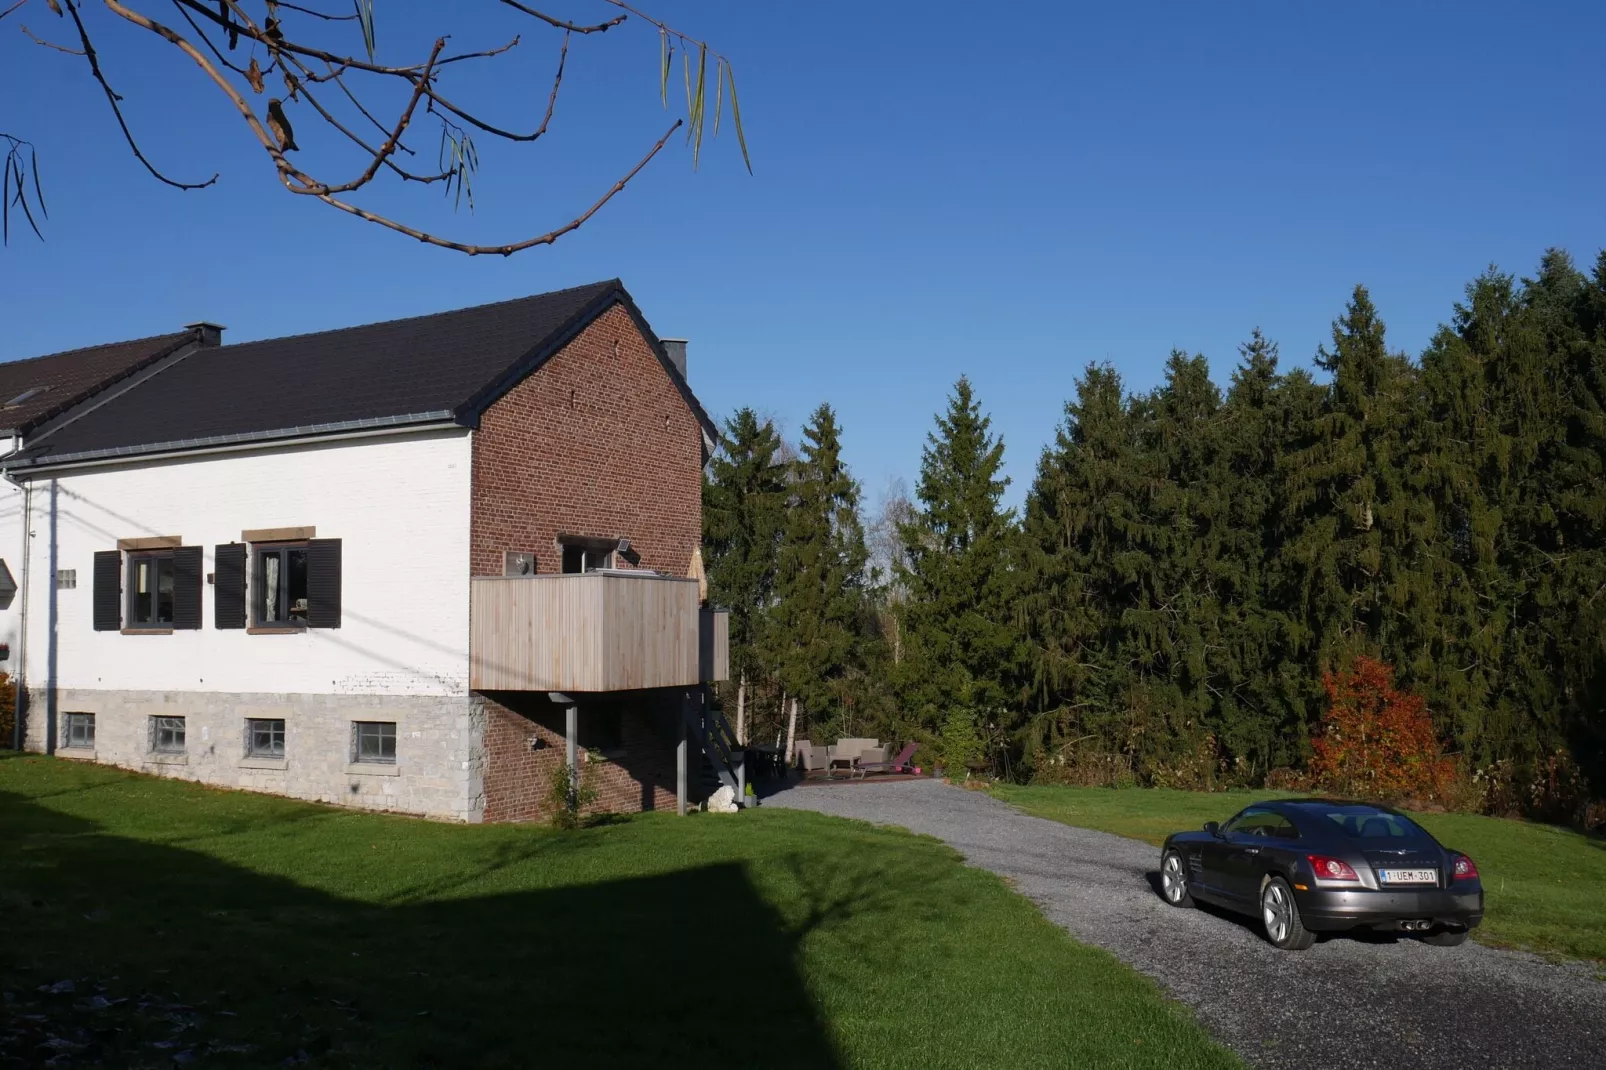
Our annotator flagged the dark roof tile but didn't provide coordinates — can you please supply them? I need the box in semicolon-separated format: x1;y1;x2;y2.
0;332;197;435
17;279;711;465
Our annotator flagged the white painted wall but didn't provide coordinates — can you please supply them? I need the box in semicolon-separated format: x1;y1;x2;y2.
13;428;473;699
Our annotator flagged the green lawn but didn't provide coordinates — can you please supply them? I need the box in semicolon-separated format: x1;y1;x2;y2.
991;783;1606;963
0;754;1240;1070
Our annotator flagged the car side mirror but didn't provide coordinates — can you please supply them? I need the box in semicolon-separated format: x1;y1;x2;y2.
1204;821;1221;838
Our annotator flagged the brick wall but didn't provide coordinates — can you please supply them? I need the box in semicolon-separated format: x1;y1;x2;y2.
481;691;681;822
472;300;705;821
469;302;703;579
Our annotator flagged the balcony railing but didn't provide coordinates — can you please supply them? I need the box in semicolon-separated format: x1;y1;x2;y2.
470;571;728;693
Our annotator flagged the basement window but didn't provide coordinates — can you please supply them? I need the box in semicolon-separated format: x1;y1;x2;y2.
63;712;95;749
128;551;175;627
150;716;186;754
351;721;396;764
255;544;309;626
246;718;285;758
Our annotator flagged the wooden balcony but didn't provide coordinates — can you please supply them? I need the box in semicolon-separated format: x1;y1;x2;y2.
470;571;729;693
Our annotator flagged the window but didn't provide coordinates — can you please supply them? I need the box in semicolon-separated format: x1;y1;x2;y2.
1229;808;1299;841
255;544;309;626
55;569;77;590
63;712;95;749
579;708;626;758
128;552;175;627
352;721;396;764
561;544;613;574
3;385;48;409
150;716;186;753
246;718;285;759
1320;807;1425;840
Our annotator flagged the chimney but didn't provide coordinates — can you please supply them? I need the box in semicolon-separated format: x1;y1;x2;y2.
185;321;226;347
661;338;688;379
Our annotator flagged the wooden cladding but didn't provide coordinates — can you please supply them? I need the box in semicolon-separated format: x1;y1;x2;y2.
470;573;728;692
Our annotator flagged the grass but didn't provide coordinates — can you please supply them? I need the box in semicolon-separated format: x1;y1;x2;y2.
990;782;1606;963
0;753;1241;1070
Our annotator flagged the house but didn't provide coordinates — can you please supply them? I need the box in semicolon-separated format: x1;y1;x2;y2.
0;280;737;821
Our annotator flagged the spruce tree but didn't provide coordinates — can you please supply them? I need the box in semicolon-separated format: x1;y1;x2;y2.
703;408;787;708
771;404;870;736
895;377;1023;757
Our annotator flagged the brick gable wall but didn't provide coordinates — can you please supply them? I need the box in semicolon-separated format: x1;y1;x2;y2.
469;302;702;579
472;301;704;821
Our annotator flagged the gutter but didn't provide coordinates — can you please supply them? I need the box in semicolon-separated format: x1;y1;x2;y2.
9;411;462;477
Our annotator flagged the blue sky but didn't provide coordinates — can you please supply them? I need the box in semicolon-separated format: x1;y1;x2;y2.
2;1;1602;509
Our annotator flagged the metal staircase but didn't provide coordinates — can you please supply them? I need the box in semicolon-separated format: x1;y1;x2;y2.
681;687;745;807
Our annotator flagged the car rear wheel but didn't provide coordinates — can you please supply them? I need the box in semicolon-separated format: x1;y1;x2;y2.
1420;927;1469;947
1160;849;1193;907
1261;876;1315;950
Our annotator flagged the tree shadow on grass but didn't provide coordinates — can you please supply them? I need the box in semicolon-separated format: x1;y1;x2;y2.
0;793;845;1068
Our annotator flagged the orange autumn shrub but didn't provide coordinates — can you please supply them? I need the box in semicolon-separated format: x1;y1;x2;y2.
1310;656;1459;805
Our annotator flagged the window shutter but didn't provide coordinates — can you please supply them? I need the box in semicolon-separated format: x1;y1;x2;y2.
172;546;204;629
306;538;342;628
92;550;122;631
214;543;247;629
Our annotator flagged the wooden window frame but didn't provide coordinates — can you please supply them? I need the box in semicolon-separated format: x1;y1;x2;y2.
125;550;176;631
252;540;310;631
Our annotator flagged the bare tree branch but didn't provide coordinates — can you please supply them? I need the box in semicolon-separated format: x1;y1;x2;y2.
8;0;747;254
496;0;624;35
60;0;217;189
20;21;86;53
312;118;680;257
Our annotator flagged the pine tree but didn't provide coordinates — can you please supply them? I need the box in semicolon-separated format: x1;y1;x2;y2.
1284;287;1417;670
894;377;1023;763
771;404;870;737
1021;364;1146;769
702;408;787;722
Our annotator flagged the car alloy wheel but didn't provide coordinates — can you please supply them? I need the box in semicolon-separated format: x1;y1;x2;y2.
1260;876;1314;950
1161;850;1193;907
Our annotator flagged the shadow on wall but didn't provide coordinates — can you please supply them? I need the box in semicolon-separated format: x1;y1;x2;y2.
0;790;843;1068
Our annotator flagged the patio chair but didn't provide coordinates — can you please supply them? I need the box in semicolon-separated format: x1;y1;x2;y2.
857;742;919;778
829;738;880;779
795;741;830;776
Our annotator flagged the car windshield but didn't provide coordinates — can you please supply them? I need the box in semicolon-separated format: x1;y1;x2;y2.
1318;807;1425;839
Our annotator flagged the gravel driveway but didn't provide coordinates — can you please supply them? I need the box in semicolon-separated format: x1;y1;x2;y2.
764;778;1606;1069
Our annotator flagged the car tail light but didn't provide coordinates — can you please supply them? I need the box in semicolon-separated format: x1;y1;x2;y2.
1307;854;1360;881
1452;854;1479;881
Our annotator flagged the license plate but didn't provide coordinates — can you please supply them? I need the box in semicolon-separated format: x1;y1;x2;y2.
1380;868;1437;884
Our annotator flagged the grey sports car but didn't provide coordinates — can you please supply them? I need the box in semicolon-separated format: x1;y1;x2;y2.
1159;798;1484;950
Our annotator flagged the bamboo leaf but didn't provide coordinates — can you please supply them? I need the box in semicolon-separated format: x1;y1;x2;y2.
13;157;40;240
352;0;376;62
713;58;723;139
3;153;11;246
726;62;752;174
690;44;707;167
659;28;669;108
682;46;692;121
30;145;45;218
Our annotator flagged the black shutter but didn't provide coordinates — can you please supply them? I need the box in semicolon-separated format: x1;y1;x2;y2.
214;543;247;629
92;550;122;631
306;538;342;629
172;546;204;629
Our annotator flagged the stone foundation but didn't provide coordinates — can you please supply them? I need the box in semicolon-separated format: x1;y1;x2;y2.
21;688;485;821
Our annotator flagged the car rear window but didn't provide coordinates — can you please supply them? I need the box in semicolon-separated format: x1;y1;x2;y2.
1319;808;1424;839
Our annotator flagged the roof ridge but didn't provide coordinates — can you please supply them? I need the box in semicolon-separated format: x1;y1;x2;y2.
1;330;193;368
211;278;623;351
